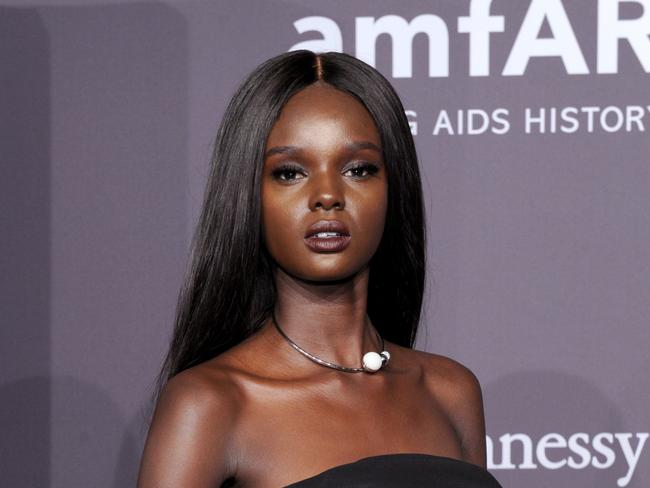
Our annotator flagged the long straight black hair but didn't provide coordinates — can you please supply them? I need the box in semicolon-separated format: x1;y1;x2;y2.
157;50;426;392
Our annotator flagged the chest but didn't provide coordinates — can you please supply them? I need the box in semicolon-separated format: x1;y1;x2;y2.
232;378;462;487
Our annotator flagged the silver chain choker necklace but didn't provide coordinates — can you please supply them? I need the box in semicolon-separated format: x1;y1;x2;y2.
271;310;391;373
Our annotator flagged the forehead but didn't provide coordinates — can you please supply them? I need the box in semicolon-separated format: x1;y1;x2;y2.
265;83;380;148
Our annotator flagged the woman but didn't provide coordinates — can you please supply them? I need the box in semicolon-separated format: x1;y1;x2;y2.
138;50;501;487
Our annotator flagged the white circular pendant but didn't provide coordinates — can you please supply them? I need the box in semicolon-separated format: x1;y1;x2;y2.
362;351;383;372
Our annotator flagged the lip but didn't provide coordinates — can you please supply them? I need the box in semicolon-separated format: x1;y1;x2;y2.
304;234;351;253
304;219;350;238
304;219;351;253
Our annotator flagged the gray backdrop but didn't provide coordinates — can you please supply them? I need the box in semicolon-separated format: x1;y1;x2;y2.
1;0;648;487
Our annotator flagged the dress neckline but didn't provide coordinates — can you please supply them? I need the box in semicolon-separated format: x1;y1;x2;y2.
283;452;492;487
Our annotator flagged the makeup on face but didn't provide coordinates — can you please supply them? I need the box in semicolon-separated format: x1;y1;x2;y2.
260;83;388;282
304;219;351;253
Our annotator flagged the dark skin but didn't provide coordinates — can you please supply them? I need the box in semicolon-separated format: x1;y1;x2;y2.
138;82;487;487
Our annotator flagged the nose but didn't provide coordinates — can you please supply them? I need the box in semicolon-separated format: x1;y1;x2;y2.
308;171;345;211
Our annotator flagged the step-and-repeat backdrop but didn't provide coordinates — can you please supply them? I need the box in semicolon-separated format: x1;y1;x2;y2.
2;1;648;486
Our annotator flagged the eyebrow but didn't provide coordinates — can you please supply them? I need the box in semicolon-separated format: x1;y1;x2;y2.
264;141;382;158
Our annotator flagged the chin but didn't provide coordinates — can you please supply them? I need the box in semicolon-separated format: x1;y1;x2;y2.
309;272;356;284
286;265;362;284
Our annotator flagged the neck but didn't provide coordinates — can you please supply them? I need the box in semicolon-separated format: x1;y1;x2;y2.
271;266;381;369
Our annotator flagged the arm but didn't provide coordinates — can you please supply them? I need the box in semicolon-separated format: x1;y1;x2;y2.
446;365;488;467
440;361;486;468
137;369;239;487
426;355;488;468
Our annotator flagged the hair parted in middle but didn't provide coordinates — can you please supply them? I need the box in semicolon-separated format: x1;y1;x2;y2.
160;49;426;386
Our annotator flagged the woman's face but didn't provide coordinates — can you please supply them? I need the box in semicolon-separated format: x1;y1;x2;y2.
261;82;388;282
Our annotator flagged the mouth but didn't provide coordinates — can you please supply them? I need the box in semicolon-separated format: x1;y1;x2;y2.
304;220;351;253
309;231;347;238
304;219;350;238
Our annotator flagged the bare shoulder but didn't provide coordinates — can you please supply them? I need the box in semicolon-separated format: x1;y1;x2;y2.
411;348;488;467
418;351;483;403
137;362;243;487
157;363;243;426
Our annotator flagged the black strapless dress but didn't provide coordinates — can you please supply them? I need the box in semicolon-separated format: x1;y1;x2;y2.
283;453;502;487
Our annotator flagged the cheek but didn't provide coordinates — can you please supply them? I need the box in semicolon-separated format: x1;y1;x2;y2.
366;183;388;225
372;189;389;242
261;186;300;251
352;184;388;252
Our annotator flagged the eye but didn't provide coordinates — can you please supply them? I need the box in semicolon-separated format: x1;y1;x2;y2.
344;163;380;178
271;163;306;182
